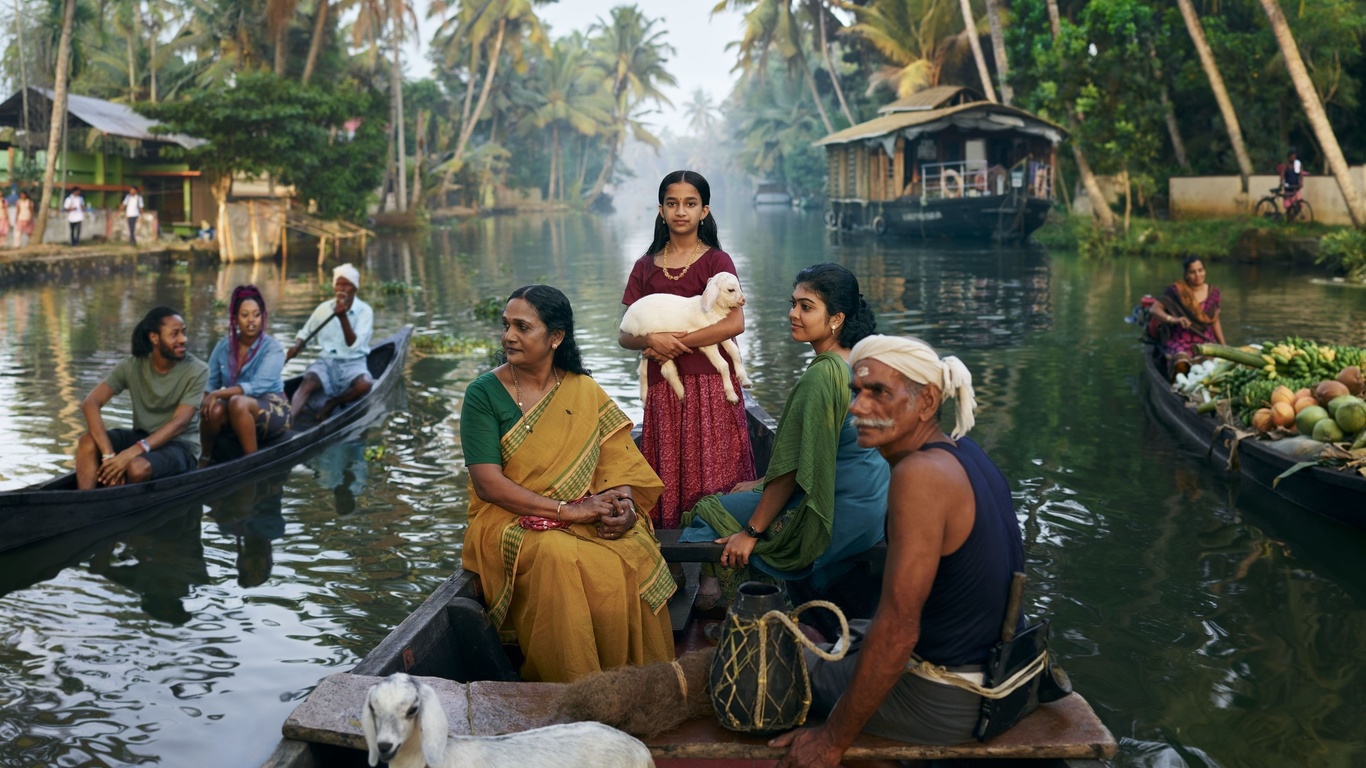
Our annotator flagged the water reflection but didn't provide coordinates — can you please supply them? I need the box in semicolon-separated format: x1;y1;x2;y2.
2;211;1366;767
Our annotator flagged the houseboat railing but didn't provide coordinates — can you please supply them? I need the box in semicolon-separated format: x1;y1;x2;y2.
918;159;1053;202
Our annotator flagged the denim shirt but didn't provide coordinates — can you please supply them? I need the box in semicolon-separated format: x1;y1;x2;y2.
295;298;373;361
206;334;287;397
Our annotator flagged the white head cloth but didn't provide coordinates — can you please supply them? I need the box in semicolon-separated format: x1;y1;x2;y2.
849;335;978;439
333;263;361;290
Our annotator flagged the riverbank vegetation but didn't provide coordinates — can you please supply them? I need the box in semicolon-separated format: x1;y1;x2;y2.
3;0;1365;230
1033;215;1330;262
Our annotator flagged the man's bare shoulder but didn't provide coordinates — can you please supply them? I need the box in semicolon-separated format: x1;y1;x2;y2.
889;445;971;508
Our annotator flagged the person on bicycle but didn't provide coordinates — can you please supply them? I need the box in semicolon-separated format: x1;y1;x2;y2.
1281;149;1305;207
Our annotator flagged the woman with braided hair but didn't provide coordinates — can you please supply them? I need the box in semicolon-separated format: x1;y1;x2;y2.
200;285;292;463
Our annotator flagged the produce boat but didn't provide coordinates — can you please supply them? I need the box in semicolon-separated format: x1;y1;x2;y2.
261;396;1116;767
1142;349;1366;529
0;326;412;552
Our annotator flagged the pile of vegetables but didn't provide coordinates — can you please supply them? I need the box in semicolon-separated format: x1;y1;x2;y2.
1190;339;1366;451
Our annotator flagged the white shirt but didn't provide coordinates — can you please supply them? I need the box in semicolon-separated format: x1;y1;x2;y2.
63;194;85;223
123;193;144;218
296;297;373;361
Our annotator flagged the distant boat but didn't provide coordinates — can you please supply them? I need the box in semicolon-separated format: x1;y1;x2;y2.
753;181;793;206
815;86;1066;241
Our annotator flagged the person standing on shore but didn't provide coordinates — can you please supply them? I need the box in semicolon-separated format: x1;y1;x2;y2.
16;191;35;246
123;187;145;247
63;187;86;246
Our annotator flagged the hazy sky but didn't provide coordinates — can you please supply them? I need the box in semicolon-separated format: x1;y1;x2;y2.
410;0;749;127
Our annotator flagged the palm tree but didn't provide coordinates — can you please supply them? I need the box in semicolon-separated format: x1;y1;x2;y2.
719;0;834;133
529;33;610;202
1175;0;1252;196
838;0;964;98
582;5;676;209
266;0;299;75
1257;0;1363;227
1042;0;1113;230
957;0;996;102
429;0;548;174
800;0;855;125
34;0;78;242
683;88;720;137
984;0;1011;104
355;0;419;211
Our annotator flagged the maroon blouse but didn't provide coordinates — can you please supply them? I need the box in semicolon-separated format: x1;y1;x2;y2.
622;247;744;385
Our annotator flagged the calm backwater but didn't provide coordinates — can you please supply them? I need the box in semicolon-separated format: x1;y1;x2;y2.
2;210;1366;767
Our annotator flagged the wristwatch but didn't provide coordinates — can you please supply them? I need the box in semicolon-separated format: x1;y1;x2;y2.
743;524;768;540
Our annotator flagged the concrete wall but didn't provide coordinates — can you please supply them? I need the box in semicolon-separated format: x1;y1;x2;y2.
1170;167;1366;224
19;208;159;247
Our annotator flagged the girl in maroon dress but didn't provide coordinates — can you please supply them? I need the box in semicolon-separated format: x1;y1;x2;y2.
620;171;757;544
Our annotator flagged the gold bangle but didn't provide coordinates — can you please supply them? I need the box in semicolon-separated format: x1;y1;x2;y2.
556;500;566;520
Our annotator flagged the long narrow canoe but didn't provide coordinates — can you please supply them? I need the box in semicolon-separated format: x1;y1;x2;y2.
261;395;1116;767
1142;349;1366;529
0;326;412;552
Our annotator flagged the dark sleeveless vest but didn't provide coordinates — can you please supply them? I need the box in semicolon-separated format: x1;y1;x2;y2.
911;437;1025;667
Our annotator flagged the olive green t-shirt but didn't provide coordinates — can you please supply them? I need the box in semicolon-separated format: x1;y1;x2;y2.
104;354;210;458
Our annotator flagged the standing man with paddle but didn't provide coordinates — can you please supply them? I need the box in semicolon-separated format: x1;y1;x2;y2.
286;263;374;421
75;307;209;489
773;335;1026;766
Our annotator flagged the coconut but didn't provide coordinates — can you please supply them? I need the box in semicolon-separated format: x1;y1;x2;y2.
1313;419;1345;443
1336;400;1366;435
1327;395;1362;418
1339;366;1365;396
1272;401;1298;430
1296;404;1330;436
1295;387;1314;402
1270;385;1295;407
1252;408;1275;433
1293;396;1319;415
1314;380;1351;407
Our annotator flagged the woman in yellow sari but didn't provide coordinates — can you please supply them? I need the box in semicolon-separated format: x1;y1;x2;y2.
461;284;676;682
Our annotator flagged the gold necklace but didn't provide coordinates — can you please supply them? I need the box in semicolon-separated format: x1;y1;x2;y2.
661;241;703;281
510;365;561;432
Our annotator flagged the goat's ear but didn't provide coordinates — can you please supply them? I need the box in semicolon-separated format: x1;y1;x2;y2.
418;682;448;767
361;691;381;767
701;277;721;313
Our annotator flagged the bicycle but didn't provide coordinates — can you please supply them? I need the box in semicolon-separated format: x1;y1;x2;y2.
1254;186;1313;223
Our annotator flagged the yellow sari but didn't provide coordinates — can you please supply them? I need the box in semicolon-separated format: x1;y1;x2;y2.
461;371;675;682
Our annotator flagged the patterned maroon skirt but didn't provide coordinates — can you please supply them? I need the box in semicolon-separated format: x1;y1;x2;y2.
639;372;756;529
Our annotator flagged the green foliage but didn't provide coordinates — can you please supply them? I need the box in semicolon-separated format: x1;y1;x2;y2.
1317;229;1366;281
471;296;504;323
412;333;495;356
377;280;424;295
137;72;386;221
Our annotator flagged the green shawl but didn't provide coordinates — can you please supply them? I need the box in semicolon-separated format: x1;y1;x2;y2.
684;351;848;572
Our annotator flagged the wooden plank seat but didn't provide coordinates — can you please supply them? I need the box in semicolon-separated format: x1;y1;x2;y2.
655;528;888;567
283;672;1117;763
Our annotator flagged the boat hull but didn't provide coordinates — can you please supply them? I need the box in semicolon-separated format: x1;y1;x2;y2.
1142;350;1366;529
0;326;412;551
827;194;1052;241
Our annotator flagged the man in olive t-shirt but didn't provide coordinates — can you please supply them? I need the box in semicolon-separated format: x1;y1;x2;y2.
75;307;209;489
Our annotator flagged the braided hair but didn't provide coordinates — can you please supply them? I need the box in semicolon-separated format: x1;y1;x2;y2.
226;285;268;383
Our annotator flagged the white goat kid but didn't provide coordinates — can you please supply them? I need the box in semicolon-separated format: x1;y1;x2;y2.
620;271;751;404
361;672;655;768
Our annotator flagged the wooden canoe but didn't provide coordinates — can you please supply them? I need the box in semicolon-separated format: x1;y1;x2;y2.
261;395;1116;767
1142;349;1366;530
0;326;412;552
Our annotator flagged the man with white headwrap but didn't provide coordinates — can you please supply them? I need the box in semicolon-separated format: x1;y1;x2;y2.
772;335;1026;766
286;263;374;420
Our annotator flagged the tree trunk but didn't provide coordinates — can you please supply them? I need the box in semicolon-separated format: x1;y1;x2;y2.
959;0;997;102
35;0;77;243
301;0;329;84
797;50;835;135
213;174;234;262
1043;0;1113;229
1258;0;1364;226
126;28;138;99
583;130;620;210
452;18;506;166
410;109;423;210
548;122;560;202
390;13;407;213
808;0;855;126
1159;85;1190;170
1045;0;1061;37
146;0;159;102
985;0;1012;105
274;26;287;75
14;0;31;135
1177;0;1253;195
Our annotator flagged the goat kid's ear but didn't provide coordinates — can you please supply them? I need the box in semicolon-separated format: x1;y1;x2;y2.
361;691;381;767
701;278;722;313
418;683;448;767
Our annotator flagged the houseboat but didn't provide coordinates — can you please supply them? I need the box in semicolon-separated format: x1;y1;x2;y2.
815;86;1065;241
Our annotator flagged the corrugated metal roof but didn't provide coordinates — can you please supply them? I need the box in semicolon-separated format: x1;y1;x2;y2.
0;88;203;149
876;85;982;114
815;101;1066;147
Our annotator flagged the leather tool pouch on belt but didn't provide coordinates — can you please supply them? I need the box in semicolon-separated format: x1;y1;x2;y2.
973;620;1073;742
